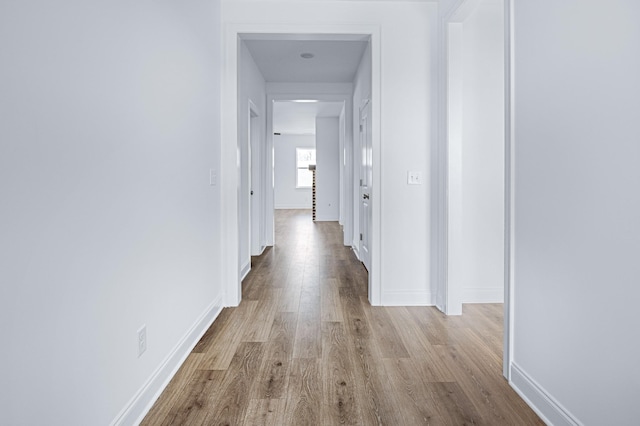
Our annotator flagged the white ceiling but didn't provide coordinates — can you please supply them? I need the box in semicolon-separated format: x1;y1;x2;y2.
243;39;368;83
273;101;345;135
243;37;365;134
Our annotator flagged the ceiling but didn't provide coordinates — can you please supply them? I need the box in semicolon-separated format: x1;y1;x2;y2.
273;101;345;135
244;37;365;134
244;39;368;83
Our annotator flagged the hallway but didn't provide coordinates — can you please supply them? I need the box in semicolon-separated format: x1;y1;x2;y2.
142;210;542;425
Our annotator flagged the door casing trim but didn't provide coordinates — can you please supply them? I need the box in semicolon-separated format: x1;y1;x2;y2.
221;23;382;307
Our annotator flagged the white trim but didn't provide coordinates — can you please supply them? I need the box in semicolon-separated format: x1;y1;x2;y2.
240;260;251;281
267;82;354;94
369;27;382;307
110;297;223;426
510;363;582;426
223;23;382;308
462;288;504;303
429;0;444;314
443;19;464;316
382;291;433;307
435;0;462;315
253;245;267;257
351;244;361;261
504;0;515;381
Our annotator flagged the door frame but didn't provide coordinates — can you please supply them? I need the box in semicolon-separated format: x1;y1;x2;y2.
221;24;382;307
436;0;513;379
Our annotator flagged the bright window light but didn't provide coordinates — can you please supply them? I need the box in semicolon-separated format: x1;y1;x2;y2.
296;148;316;188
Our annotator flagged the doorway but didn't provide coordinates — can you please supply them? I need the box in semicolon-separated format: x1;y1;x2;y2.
222;26;382;307
446;0;506;314
441;0;511;377
271;100;344;227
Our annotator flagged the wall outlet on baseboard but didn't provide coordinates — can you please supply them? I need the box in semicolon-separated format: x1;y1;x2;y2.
138;325;147;357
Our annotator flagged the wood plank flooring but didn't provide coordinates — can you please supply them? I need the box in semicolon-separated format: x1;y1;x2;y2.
142;209;543;425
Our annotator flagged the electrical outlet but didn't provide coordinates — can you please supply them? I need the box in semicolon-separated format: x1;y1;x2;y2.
138;325;147;357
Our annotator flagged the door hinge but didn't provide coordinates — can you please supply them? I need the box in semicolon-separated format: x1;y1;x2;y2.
360;179;363;186
359;124;363;132
360;233;363;241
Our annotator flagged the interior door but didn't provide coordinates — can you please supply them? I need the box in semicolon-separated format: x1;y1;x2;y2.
249;107;261;256
359;100;372;272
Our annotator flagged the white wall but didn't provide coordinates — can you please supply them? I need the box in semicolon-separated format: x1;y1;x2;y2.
0;1;223;425
238;41;267;275
511;1;640;424
374;4;434;305
315;117;340;221
274;134;315;209
452;1;505;304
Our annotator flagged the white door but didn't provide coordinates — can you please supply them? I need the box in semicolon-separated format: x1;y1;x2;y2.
359;100;372;272
249;106;261;256
239;106;253;279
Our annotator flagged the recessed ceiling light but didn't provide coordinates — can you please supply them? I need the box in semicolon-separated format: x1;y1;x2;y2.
300;53;314;59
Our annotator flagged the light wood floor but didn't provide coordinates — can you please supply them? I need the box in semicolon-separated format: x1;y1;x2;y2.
142;209;542;425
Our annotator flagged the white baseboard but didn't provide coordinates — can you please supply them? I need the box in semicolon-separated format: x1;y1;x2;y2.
275;204;311;209
351;244;360;261
462;287;504;303
250;245;267;257
382;291;434;306
110;297;223;426
510;362;581;426
240;260;251;281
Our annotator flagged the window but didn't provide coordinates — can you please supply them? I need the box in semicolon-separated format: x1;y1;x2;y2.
296;148;316;188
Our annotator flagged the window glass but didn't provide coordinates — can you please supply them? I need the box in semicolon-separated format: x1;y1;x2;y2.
296;148;316;188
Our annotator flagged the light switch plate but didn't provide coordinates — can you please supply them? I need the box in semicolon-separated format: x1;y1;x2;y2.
210;169;217;186
407;171;422;185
